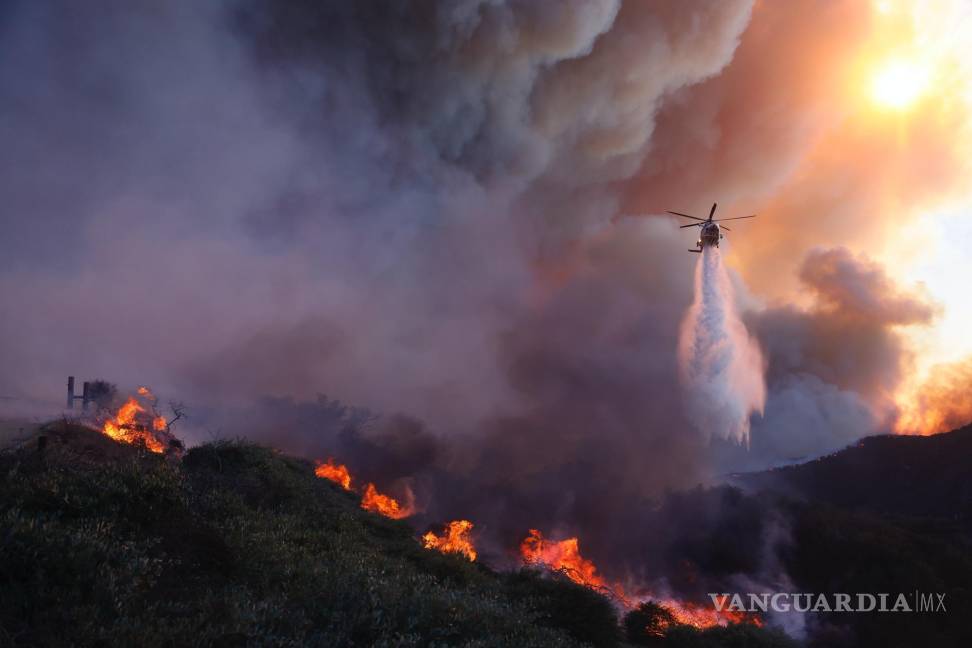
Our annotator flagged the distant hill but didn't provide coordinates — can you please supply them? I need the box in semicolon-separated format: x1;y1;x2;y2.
737;424;972;537
724;425;972;647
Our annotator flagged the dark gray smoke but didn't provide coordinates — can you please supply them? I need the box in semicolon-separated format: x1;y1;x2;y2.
0;0;950;609
0;0;752;455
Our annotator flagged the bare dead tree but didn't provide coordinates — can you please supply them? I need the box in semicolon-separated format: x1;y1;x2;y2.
165;400;187;432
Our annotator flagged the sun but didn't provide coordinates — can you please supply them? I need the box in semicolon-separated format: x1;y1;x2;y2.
870;59;930;109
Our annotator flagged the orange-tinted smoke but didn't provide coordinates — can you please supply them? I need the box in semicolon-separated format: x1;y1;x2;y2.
627;0;970;301
895;357;972;435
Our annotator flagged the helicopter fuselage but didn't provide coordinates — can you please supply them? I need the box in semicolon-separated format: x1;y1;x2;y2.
697;221;721;249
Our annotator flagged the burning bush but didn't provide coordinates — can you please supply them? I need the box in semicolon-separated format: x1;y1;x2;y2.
87;385;186;456
520;529;606;590
624;602;678;646
422;519;477;561
623;601;787;646
360;482;414;519
311;455;414;519
520;528;762;632
314;458;351;490
101;395;167;454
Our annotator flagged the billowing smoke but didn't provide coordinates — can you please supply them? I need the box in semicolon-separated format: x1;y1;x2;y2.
1;2;970;632
715;246;941;470
896;356;972;435
1;0;963;467
678;247;765;444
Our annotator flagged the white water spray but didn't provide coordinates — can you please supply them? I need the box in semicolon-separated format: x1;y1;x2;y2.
678;247;766;445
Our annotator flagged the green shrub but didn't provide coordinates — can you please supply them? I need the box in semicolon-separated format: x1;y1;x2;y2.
503;568;622;648
0;435;588;647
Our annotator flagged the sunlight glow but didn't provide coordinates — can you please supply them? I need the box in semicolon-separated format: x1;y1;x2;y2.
870;59;929;109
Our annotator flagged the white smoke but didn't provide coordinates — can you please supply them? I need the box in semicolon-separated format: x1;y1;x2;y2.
678;246;766;444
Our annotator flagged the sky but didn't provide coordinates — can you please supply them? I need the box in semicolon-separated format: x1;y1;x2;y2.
1;0;971;484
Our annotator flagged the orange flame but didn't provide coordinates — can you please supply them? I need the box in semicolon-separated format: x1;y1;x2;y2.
520;529;761;631
520;529;606;589
101;396;166;453
422;520;477;561
315;458;352;490
656;598;763;629
361;483;414;519
310;457;415;519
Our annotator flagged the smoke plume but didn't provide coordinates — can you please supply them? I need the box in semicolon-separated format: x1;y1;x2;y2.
896;356;972;435
1;0;963;468
678;247;765;445
734;247;940;467
1;2;970;628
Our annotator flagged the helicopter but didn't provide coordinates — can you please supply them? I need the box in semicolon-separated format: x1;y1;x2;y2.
668;202;756;253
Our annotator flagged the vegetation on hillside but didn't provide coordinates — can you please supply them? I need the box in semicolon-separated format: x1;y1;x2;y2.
0;423;778;647
1;421;968;647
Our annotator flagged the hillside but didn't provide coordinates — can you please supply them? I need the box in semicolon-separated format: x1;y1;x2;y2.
0;422;796;648
727;425;972;647
4;420;969;646
738;424;972;538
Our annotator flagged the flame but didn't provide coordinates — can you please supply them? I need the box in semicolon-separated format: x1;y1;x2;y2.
137;386;151;396
520;529;761;631
101;396;166;453
308;464;759;632
629;599;762;639
422;520;477;561
361;483;414;519
315;458;352;490
656;598;763;630
520;529;606;589
310;457;415;519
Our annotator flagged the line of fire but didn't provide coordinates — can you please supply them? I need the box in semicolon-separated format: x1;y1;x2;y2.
59;378;761;634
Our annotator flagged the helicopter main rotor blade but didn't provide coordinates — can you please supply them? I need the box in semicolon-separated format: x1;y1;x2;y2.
720;225;731;231
679;223;702;228
712;214;756;222
667;211;706;221
709;202;718;220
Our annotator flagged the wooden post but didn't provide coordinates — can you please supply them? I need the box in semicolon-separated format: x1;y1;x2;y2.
67;376;75;409
82;381;91;412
